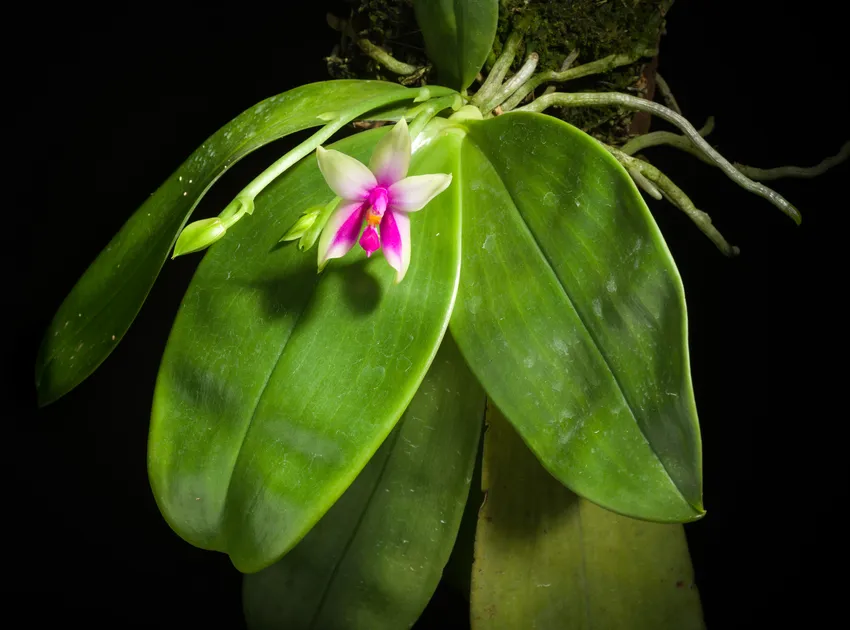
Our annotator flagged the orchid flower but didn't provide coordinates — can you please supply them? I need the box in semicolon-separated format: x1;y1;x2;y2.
315;118;452;283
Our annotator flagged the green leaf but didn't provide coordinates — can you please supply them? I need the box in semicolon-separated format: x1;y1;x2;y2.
442;423;484;601
414;0;499;91
471;406;704;630
35;80;436;406
149;127;464;572
450;112;703;522
242;335;484;630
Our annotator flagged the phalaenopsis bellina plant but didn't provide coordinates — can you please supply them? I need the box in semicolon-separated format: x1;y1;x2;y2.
35;1;847;628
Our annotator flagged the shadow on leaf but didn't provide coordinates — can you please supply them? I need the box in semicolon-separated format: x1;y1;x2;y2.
327;258;383;316
239;264;319;321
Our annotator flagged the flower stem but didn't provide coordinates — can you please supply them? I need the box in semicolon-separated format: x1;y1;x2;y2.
240;119;351;200
501;51;650;112
219;197;254;228
606;145;739;257
517;92;801;224
734;141;850;180
236;88;453;204
471;30;523;108
481;53;539;114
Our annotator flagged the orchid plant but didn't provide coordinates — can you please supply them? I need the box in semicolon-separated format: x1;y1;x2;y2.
35;1;842;628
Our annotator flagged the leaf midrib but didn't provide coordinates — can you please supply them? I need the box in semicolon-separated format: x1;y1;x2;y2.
218;271;319;540
468;137;691;509
307;428;403;629
216;130;465;561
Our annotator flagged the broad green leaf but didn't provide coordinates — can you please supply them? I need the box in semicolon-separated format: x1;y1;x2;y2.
471;407;704;630
414;0;499;91
35;80;442;406
149;127;464;572
450;112;703;522
441;426;483;600
243;335;484;630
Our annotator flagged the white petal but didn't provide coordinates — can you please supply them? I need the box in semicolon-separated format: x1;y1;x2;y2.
316;146;376;201
369;118;411;186
388;174;453;213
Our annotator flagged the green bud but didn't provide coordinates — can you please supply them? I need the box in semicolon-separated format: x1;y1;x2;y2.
298;197;340;251
172;218;227;258
280;207;322;243
413;87;431;103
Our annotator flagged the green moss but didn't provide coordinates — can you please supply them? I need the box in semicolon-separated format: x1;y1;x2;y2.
496;0;670;143
501;0;667;66
326;0;430;85
326;0;672;143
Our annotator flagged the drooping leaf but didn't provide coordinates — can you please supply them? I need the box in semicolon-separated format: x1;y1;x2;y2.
471;406;704;630
441;424;484;600
36;80;448;406
414;0;499;91
242;335;484;630
149;127;464;572
450;112;703;522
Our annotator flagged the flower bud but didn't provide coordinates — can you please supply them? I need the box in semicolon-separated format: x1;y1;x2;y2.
280;207;322;243
297;197;341;252
172;218;227;258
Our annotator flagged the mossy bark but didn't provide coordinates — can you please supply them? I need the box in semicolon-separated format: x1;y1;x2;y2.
326;0;673;145
326;1;431;84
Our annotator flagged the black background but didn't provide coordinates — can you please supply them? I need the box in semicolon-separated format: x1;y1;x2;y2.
13;1;846;627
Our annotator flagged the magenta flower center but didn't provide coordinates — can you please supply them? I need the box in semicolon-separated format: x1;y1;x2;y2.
359;225;381;256
358;187;390;256
368;187;389;218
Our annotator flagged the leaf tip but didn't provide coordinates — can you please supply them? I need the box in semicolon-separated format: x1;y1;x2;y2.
35;378;60;408
685;500;706;522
